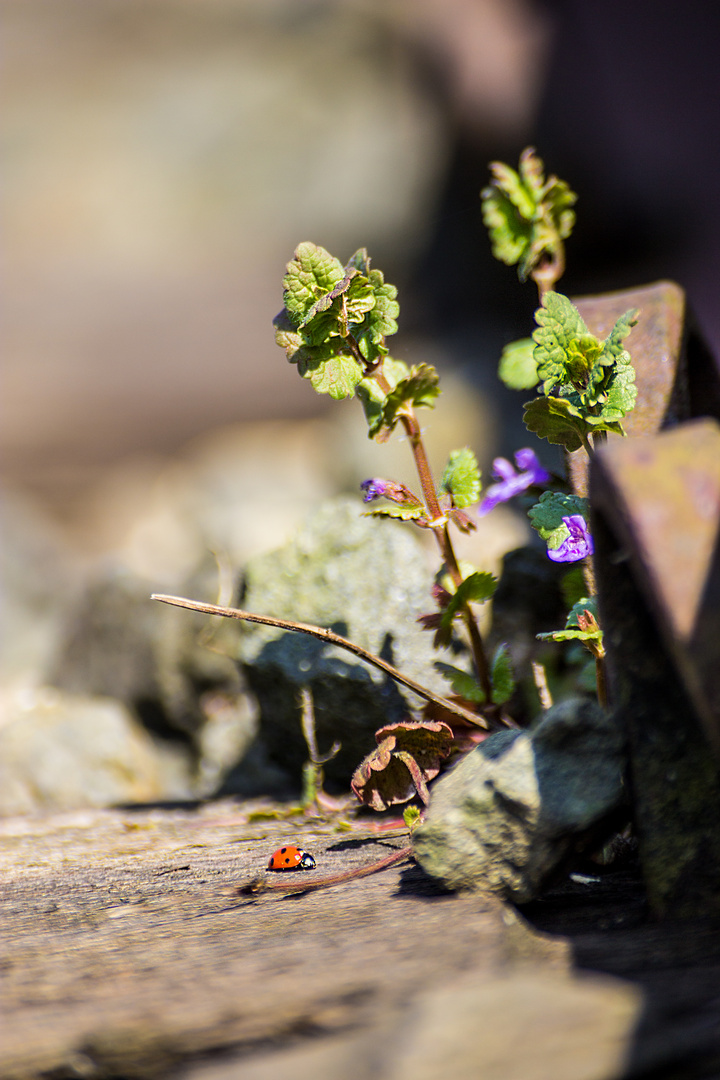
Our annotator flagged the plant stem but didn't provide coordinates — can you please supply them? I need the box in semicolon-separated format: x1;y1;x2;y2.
595;654;608;709
369;365;493;701
151;594;495;729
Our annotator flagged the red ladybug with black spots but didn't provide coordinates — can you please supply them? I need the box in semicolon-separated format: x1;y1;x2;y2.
267;845;316;871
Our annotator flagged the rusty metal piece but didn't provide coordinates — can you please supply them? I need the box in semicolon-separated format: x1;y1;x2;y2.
590;419;720;918
568;280;720;494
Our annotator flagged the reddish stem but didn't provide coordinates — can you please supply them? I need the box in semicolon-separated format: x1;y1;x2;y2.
371;367;493;701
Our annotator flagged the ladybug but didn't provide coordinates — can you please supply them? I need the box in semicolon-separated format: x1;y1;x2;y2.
267;845;316;872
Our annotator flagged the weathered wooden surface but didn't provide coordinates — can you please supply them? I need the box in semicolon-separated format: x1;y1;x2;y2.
1;803;720;1079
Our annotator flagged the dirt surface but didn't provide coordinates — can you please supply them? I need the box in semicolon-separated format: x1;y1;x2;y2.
1;802;719;1080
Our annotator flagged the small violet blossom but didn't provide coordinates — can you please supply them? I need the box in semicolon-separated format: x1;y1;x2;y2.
361;478;422;507
361;478;389;502
547;515;594;563
478;448;550;516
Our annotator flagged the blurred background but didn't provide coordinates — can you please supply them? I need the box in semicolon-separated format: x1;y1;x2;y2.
3;0;720;811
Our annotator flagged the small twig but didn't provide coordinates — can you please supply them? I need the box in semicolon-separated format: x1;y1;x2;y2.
299;686;340;766
237;844;413;895
151;594;491;729
531;660;553;711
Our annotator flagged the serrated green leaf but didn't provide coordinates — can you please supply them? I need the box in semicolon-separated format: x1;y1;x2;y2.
282;242;345;324
545;178;577;240
351;271;400;365
441;448;481;508
537;596;602;647
482;149;576;281
490;644;515;704
522;395;586;451
273;309;305;363
376;363;441;438
528;491;590;544
518;147;545;203
299;352;363;399
530;295;638;422
298;267;358;328
600;351;637;420
481;183;534;268
446;570;497;614
357;356;411;438
364;504;426;521
536;628;600;643
433;571;497;647
345;248;371;275
356;376;385;435
603;307;639;360
532;292;592;394
498;338;539;390
434;662;487;703
489;160;537;219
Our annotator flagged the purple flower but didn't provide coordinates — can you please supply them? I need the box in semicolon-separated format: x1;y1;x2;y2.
478;449;550;516
361;478;389;503
547;515;594;563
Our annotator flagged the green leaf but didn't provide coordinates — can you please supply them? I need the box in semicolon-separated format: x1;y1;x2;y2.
298;352;363;399
532;292;591;395
442;570;497;625
522;395;587;451
376;363;441;438
282;242;345;324
528;491;589;545
481;174;534;269
490;644;515;704
435;662;486;703
536;627;600;643
345;247;371;275
364;504;427;521
531;295;639;422
498;338;539;390
356;356;410;437
353;270;400;365
537;598;603;646
603;307;639;360
441;448;481;508
481;148;576;281
433;570;497;647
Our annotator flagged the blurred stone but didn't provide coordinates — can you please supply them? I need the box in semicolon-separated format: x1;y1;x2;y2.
236;496;458;784
591;419;720;918
413;698;626;901
384;968;639;1080
0;685;191;815
0;486;81;685
48;561;257;793
568;280;720;495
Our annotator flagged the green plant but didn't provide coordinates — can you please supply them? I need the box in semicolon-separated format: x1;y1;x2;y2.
154;147;638;816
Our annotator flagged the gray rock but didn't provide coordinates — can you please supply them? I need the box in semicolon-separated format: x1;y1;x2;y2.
413;698;627;902
236;496;456;783
49;561;258;794
0;686;193;815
